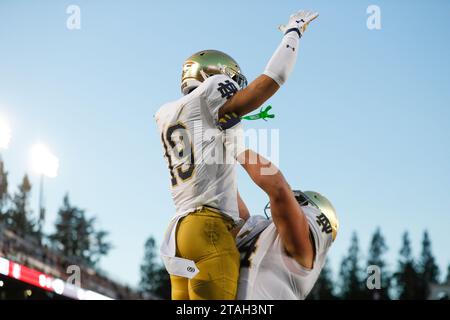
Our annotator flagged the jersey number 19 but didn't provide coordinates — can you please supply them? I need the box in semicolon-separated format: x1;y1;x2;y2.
161;123;195;186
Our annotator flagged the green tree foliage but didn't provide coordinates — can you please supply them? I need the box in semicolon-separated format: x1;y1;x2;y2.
5;175;41;241
394;231;421;299
339;232;366;299
308;259;336;300
445;265;450;284
140;236;171;299
416;230;440;298
366;227;390;299
49;194;112;267
0;158;9;221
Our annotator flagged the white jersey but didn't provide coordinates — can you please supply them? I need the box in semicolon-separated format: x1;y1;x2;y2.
155;74;241;221
156;74;242;278
236;206;333;300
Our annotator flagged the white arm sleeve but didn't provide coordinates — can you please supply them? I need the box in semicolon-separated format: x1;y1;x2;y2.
263;33;300;86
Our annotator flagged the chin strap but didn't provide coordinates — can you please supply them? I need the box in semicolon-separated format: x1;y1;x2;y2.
241;105;275;121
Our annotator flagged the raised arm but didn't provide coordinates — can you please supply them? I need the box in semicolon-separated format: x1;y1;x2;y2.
237;150;315;269
218;10;319;119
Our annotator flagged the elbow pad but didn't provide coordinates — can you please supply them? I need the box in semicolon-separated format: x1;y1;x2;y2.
263;33;300;86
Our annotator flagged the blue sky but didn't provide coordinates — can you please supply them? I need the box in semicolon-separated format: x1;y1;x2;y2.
0;0;449;288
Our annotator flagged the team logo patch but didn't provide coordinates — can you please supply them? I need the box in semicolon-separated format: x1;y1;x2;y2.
316;213;332;235
217;80;238;99
187;266;195;273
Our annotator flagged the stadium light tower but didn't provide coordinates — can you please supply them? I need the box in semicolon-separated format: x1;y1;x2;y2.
31;143;59;230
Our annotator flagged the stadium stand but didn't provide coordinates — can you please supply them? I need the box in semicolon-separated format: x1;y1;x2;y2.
0;222;144;300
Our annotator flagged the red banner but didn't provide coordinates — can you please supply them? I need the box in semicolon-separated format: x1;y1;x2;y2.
0;256;112;300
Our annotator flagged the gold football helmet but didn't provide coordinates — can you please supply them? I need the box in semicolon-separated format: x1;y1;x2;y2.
181;49;247;95
264;190;339;241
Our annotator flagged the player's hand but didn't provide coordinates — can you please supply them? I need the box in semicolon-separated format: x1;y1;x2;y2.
278;10;319;37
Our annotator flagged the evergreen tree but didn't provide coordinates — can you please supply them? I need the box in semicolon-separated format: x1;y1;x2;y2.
0;158;9;219
308;259;336;299
445;265;450;285
91;229;112;265
394;231;421;299
140;236;171;299
339;232;366;299
50;194;112;267
6;175;40;241
366;227;390;299
416;230;440;299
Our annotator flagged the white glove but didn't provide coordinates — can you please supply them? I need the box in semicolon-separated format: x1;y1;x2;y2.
263;10;319;85
278;10;319;38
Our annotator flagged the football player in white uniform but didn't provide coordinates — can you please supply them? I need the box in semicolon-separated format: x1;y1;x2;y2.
155;10;319;300
236;189;339;300
228;148;339;300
